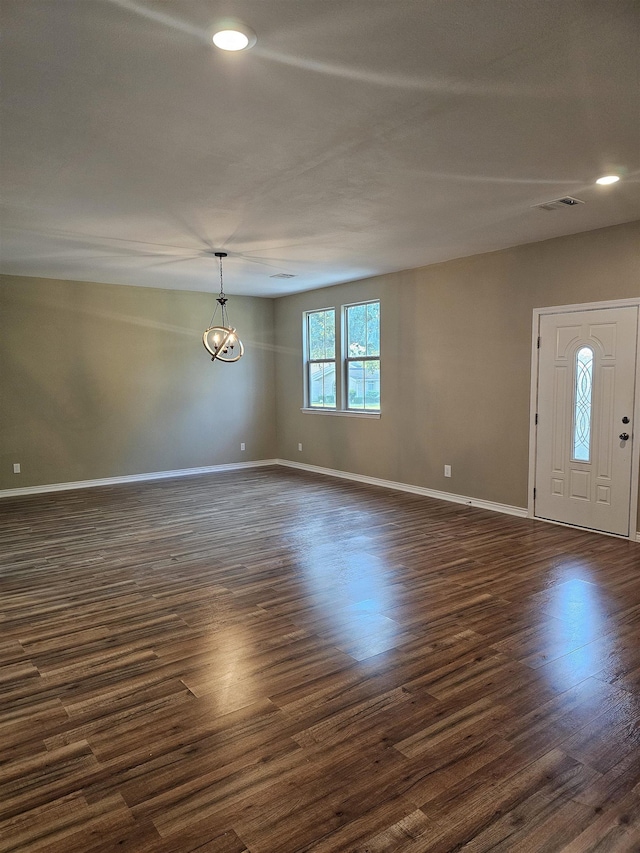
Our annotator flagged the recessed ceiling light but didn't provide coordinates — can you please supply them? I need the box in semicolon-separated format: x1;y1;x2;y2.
596;175;620;185
212;22;256;51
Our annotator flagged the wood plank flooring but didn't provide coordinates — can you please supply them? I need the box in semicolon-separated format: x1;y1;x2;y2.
2;466;640;852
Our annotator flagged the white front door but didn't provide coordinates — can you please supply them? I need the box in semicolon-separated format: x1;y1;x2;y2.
534;306;638;536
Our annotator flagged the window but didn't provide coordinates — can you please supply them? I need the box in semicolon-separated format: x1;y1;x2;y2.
306;308;336;408
573;346;594;462
345;301;380;411
304;300;380;414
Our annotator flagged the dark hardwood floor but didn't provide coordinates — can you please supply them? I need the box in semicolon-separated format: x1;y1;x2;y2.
2;466;640;852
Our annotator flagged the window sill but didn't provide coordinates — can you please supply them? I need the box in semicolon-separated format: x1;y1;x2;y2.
301;408;380;419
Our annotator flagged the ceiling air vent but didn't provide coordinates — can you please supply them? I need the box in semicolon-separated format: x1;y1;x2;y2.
270;273;297;279
532;196;585;212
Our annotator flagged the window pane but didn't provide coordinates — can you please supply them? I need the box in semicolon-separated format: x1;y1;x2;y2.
324;311;335;359
347;359;380;410
347;301;379;357
573;346;593;462
363;360;380;409
347;360;365;408
347;304;366;356
308;309;335;360
308;313;322;359
366;302;380;356
309;362;336;408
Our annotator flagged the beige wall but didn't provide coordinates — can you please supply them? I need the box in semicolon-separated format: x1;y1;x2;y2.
0;275;276;489
274;221;640;510
2;221;639;514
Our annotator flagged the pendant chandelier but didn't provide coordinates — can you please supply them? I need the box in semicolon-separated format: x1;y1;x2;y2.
202;252;244;363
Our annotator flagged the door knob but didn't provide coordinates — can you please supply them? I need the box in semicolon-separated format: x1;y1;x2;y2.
620;433;630;441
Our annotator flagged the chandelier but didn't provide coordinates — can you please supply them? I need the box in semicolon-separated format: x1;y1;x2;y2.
202;252;244;363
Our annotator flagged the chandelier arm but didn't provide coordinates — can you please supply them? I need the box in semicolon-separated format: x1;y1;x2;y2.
209;302;219;328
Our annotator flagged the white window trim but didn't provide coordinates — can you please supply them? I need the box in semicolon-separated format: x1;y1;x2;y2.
300;298;382;420
300;408;380;419
342;299;380;414
303;299;381;415
303;307;337;410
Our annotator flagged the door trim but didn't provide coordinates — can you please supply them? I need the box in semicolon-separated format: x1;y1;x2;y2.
528;298;640;540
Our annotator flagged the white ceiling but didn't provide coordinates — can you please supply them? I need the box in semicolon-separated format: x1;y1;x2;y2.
1;0;639;297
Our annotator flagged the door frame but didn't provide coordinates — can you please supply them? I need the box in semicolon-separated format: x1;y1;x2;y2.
528;297;640;541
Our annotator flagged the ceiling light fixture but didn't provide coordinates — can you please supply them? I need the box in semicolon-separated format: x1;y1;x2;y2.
212;22;257;51
596;175;620;185
203;252;244;364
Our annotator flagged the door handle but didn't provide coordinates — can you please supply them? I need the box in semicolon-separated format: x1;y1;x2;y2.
620;433;630;441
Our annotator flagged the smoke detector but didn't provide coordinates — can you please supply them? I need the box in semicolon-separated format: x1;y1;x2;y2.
532;196;585;212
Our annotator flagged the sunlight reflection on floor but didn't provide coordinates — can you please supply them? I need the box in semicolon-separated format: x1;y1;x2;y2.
542;578;615;690
287;524;407;659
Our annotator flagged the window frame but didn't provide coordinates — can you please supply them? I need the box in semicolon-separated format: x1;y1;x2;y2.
343;300;381;413
302;299;381;417
572;344;595;463
304;307;337;410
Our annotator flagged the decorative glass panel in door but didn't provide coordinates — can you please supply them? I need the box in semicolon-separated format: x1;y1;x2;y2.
573;346;594;462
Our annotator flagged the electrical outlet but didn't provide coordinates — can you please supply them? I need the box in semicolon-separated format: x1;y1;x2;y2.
240;443;246;451
298;443;303;452
13;463;21;474
444;464;452;477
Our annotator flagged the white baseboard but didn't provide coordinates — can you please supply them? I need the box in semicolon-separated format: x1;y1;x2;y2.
0;460;280;499
275;459;528;518
3;455;630;534
0;456;527;520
